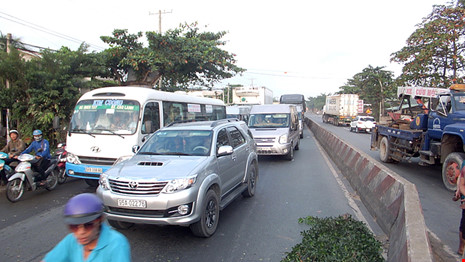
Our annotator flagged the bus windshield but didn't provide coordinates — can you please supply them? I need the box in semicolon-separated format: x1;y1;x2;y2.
70;99;140;135
248;114;290;128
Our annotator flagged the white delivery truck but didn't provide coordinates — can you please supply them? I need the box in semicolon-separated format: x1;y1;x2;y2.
322;94;360;126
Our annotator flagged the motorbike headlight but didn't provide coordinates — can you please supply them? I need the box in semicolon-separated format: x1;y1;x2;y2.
161;176;197;194
66;152;81;165
99;173;110;190
279;134;288;144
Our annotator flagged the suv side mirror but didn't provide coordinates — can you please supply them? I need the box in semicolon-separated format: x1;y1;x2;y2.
132;145;140;153
217;145;233;157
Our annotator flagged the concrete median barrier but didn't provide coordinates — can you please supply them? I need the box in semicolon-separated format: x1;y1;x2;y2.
305;117;433;262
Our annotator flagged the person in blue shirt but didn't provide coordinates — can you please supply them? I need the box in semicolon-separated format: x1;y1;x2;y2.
42;193;131;262
20;129;51;183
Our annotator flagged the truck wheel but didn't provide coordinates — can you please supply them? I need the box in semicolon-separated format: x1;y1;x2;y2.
442;153;465;191
379;136;392;163
190;189;220;237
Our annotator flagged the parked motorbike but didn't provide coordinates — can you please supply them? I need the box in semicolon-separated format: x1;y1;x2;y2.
6;154;59;202
55;143;67;184
0;152;15;184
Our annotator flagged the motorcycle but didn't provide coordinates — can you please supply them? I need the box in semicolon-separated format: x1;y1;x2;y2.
0;152;15;185
6;154;59;202
55;143;67;184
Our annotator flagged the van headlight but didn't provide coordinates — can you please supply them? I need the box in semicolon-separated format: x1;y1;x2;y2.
66;152;81;165
99;173;110;190
279;134;288;144
162;176;197;193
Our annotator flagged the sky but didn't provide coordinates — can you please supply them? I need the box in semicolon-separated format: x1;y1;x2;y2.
0;0;453;99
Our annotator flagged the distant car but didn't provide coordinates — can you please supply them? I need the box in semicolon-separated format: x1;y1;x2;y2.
349;116;376;133
97;119;258;238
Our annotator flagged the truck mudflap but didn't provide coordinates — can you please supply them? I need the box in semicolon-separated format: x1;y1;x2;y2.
370;126;379;150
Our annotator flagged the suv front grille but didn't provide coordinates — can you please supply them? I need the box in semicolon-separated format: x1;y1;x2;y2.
109;179;168;195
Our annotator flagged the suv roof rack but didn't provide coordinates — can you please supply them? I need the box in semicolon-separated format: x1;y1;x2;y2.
166;119;198;127
210;118;239;127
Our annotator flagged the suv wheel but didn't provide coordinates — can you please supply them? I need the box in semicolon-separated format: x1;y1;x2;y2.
242;164;258;197
190;189;219;237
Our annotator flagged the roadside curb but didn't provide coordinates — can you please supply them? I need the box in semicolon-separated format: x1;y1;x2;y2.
305;117;433;262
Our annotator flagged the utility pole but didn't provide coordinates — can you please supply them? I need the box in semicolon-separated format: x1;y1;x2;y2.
149;10;172;89
5;33;11;141
149;10;172;34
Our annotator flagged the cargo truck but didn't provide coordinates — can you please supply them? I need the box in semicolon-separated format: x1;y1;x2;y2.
370;85;463;191
322;94;360;126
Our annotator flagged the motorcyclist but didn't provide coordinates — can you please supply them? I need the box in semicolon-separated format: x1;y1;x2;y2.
20;130;51;183
1;129;26;162
0;130;25;184
42;193;131;261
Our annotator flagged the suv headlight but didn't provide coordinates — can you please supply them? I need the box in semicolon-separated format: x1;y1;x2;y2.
162;176;197;193
279;134;288;144
99;173;110;190
66;152;81;165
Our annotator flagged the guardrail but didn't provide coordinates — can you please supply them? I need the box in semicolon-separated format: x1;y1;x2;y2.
305;117;433;262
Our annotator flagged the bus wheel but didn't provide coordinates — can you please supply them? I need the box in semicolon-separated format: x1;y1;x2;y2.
442;153;465;191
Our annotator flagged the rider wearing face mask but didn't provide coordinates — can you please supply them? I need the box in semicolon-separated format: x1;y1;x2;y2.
20;130;51;183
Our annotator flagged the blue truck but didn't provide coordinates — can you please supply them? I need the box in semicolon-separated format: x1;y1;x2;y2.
370;85;465;191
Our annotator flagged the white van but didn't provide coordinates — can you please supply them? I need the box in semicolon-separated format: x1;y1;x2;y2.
248;104;300;160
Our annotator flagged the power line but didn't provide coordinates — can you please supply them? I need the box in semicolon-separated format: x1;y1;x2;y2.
0;11;105;51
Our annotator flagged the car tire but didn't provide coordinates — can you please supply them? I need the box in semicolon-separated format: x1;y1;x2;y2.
295;140;300;150
284;145;294;161
190;189;220;237
242;164;258;198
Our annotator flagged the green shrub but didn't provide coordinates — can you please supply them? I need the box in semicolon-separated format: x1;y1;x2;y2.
282;214;384;262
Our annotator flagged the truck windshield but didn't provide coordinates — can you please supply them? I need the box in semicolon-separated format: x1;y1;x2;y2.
453;94;465;111
70;99;140;135
248;114;290;128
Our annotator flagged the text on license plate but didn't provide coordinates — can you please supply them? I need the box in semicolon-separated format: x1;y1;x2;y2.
117;199;147;208
85;167;103;173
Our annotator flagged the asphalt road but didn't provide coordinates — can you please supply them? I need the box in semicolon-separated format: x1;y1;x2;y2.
0;126;380;262
305;113;460;257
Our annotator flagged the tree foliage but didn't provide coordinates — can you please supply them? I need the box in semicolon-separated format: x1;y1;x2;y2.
306;93;327;111
338;65;396;119
100;23;245;90
391;3;465;87
0;23;243;145
0;44;110;144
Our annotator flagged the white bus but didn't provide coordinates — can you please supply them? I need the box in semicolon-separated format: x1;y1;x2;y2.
65;86;226;186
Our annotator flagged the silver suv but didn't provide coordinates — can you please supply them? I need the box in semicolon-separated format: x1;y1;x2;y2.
97;119;258;237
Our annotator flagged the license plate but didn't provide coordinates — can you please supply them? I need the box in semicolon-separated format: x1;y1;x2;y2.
117;199;147;208
85;167;103;173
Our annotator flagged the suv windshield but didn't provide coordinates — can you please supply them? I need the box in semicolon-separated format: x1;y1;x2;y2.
139;130;213;156
248;114;290;128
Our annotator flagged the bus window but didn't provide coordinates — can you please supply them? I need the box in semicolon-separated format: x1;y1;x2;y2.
142;102;160;134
